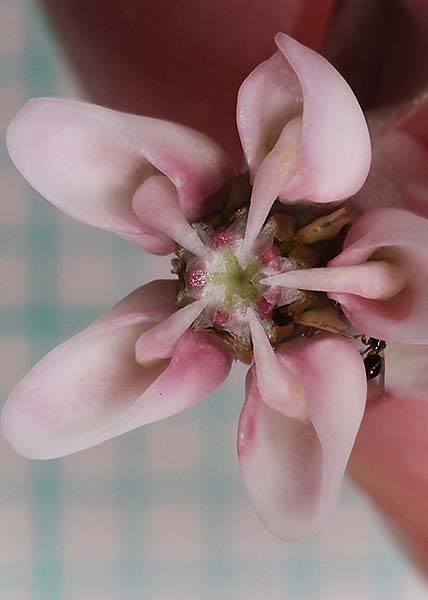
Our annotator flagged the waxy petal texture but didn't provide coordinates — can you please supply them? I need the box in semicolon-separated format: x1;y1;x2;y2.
238;335;366;540
7;98;232;254
2;281;232;459
274;32;371;202
237;51;301;177
238;33;371;245
329;208;428;343
132;176;209;258
264;262;405;301
247;308;306;420
136;299;206;363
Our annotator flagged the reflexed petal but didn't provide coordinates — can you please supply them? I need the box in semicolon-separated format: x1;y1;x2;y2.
7;98;232;252
118;327;232;439
239;34;371;245
238;335;366;540
2;281;232;458
329;207;428;343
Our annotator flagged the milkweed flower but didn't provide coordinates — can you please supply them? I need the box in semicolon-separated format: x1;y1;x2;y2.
4;34;428;540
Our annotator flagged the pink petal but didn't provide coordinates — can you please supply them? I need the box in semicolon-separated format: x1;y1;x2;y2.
119;230;175;257
7;98;232;253
238;335;366;540
239;33;371;246
242;115;302;252
135;299;206;363
329;207;428;343
247;308;306;420
264;262;405;301
274;32;371;203
237;50;301;178
132;176;210;258
93;279;179;325
349;391;428;576
40;1;336;165
2;281;232;459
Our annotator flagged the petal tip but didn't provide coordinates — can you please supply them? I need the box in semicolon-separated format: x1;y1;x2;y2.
1;390;47;460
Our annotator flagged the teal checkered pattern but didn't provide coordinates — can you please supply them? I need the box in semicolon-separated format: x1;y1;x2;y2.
0;2;427;598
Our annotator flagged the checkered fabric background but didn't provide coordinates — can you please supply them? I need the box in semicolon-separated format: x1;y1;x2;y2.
0;2;427;599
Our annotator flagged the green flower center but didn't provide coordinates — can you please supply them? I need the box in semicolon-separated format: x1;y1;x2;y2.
209;251;260;309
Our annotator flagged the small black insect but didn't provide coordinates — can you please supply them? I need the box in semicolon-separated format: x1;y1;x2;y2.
364;352;382;379
272;306;293;327
361;336;386;395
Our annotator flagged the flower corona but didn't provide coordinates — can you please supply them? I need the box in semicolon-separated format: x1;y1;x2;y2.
172;176;353;363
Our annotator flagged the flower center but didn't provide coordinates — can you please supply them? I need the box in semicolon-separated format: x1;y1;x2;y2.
172;176;353;362
208;250;259;305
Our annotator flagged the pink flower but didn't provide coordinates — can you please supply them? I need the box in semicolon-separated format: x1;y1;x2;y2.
4;33;428;542
39;0;335;164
